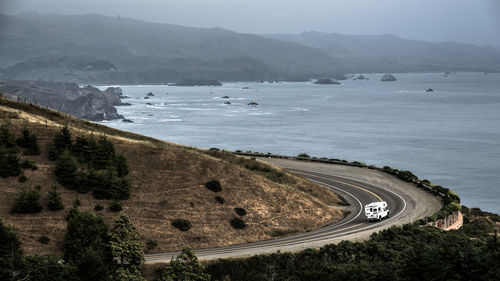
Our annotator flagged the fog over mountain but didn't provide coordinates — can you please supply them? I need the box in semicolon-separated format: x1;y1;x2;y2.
2;0;500;46
0;13;499;84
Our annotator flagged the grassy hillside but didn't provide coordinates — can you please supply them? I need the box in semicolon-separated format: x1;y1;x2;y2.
0;96;343;256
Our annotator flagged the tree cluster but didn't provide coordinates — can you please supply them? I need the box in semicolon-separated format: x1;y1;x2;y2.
207;223;500;281
16;129;41;156
51;126;130;200
0;210;145;281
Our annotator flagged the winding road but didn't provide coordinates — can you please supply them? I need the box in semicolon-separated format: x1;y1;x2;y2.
145;158;441;263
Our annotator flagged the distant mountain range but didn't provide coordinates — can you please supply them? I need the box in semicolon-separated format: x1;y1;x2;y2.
0;13;499;84
266;32;500;73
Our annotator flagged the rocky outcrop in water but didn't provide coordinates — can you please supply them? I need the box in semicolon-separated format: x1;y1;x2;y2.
0;80;124;121
381;73;397;81
174;79;222;86
314;78;341;85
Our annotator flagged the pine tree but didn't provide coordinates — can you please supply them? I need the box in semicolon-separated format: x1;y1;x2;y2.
0;219;23;281
109;214;144;267
49;126;72;160
93;136;115;170
63;210;112;281
72;136;96;164
114;154;129;177
55;150;77;189
47;186;64;211
0;125;17;152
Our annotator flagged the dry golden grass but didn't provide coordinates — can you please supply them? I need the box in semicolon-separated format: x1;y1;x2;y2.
0;98;343;256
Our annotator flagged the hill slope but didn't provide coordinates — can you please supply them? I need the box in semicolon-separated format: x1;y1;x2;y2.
0;97;343;256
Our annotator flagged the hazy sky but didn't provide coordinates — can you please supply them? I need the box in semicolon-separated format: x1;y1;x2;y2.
2;0;500;46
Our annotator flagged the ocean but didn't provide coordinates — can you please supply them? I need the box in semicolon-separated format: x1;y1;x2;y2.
99;72;500;214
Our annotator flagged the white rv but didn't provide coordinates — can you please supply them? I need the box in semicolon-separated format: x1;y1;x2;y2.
364;201;389;222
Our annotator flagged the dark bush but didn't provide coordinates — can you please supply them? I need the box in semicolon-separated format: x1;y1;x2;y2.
73;199;81;208
38;235;50;244
234;207;247;216
18;174;27;182
230;217;247;229
205;180;222;192
94;204;104;211
47;186;64;211
20;159;37;170
297;153;310;158
109;200;122;212
10;188;43;214
145;239;158;252
172;219;192;231
215;196;225;204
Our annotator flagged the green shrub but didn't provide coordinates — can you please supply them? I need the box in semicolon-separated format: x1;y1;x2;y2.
38;235;50;244
20;159;37;170
94;204;104;211
234;207;247;216
109;200;123;212
72;199;81;208
10;188;43;214
337;194;350;206
145;239;158;252
18;174;27;182
297;153;310;158
47;186;64;211
215;196;225;204
172;219;192;231
230;217;247;229
205;180;222;192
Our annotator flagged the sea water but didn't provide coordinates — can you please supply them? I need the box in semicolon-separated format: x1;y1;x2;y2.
99;72;500;214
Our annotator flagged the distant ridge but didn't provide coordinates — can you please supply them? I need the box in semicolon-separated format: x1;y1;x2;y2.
1;13;499;84
266;31;500;73
0;13;337;83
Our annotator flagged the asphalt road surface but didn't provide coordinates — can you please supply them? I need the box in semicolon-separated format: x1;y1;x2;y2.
146;159;441;263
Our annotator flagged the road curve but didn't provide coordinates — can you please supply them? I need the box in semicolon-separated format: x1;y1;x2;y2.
145;158;441;263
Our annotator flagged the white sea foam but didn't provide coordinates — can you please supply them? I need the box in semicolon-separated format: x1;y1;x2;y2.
158;118;182;122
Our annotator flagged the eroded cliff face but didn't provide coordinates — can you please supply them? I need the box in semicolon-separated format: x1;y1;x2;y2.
0;80;123;121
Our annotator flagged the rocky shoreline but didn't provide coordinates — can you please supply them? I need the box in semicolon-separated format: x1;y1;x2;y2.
0;80;126;121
